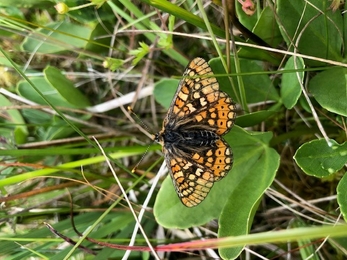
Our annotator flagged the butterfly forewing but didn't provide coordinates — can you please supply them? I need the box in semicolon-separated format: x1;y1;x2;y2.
156;57;236;207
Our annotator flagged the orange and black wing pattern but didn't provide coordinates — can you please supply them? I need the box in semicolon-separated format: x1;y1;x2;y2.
155;57;236;207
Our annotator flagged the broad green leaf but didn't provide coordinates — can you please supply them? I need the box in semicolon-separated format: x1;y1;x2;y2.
65;0;113;22
281;56;305;109
252;6;283;47
235;110;278;127
308;68;347;117
237;47;281;65
43;116;77;141
235;0;258;31
294;139;347;177
21;108;52;125
0;57;21;69
154;58;278;229
219;129;279;259
154;127;279;230
277;0;343;66
0;94;28;144
84;22;114;54
337;172;347;222
21;21;92;54
153;78;178;109
153;127;243;228
236;47;281;65
236;6;283;64
44;66;90;108
17;78;78;109
210;57;280;103
12;125;27;145
298;95;313;113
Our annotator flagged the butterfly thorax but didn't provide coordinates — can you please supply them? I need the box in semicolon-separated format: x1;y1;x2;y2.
156;126;220;150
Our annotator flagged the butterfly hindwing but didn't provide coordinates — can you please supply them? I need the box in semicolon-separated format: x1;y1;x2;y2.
163;147;215;207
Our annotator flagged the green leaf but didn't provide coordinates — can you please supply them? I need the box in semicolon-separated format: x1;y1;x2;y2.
253;6;283;47
168;14;175;31
13;126;27;145
21;21;92;54
154;127;279;231
298;95;313;113
308;68;347;117
21;109;52;125
210;57;280;103
337;173;347;222
65;0;114;23
104;58;124;71
153;59;278;231
0;94;28;144
130;42;150;65
235;110;278;127
155;15;174;49
43;116;77;141
84;22;114;54
281;56;305;109
219;129;279;259
44;66;91;108
91;0;107;8
294;139;347;177
277;0;343;66
235;0;258;31
17;77;78;108
237;6;283;64
153;78;178;109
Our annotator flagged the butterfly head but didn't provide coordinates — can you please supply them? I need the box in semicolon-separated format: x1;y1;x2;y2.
153;132;164;146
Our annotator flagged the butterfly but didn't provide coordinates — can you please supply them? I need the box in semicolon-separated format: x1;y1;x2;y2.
154;57;236;207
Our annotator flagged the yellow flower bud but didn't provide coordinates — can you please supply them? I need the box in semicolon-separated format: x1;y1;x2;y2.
55;3;69;14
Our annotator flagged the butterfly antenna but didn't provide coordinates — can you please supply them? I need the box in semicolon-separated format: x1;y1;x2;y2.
127;106;153;134
127;106;156;173
131;142;155;173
